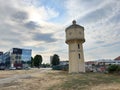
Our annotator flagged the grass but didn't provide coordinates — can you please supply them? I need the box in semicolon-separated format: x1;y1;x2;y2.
48;72;120;90
0;69;120;90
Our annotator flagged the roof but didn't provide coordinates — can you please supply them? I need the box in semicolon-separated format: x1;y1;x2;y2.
65;20;84;31
114;56;120;60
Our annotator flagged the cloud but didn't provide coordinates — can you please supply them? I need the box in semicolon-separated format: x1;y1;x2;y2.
84;42;120;60
102;42;120;48
24;4;59;23
11;11;28;22
108;11;120;24
0;0;120;63
64;0;105;22
33;33;57;43
24;21;40;29
78;5;112;24
63;0;120;61
95;41;105;44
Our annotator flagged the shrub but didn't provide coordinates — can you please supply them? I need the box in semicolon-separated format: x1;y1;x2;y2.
107;64;120;73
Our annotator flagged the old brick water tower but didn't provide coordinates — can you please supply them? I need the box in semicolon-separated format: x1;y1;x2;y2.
65;20;85;73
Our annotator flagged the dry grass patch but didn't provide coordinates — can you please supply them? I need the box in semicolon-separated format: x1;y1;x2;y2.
0;69;37;78
91;83;120;90
48;72;120;90
0;69;120;90
0;70;66;90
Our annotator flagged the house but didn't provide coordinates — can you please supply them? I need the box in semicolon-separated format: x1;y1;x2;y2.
114;56;120;61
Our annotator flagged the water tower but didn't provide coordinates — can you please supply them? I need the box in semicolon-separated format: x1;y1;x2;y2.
65;20;85;73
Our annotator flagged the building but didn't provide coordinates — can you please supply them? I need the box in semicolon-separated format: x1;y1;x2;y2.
0;52;3;63
0;52;5;70
114;56;120;61
65;20;85;73
85;59;120;72
4;48;32;69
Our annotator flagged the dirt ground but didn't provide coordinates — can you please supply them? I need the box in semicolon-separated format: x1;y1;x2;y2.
0;68;120;90
0;68;64;90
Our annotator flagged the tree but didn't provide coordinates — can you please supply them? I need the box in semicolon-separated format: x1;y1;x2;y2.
27;60;31;66
34;55;42;68
51;54;60;66
31;57;34;67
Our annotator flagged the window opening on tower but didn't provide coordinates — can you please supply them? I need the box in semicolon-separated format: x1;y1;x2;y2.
78;44;80;49
78;54;80;59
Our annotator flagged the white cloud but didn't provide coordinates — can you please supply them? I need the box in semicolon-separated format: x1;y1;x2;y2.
64;0;120;61
25;6;59;22
65;0;104;22
0;0;119;63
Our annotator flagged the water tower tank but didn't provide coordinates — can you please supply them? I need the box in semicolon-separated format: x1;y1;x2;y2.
65;20;85;44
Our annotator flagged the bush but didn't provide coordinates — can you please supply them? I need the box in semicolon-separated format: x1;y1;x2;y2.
116;65;120;72
107;64;120;73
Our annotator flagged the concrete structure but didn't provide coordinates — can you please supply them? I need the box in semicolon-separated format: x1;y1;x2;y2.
65;20;85;73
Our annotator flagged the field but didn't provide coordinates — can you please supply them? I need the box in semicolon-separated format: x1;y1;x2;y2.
0;68;120;90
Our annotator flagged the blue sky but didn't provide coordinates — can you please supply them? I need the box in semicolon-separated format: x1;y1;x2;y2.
0;0;120;63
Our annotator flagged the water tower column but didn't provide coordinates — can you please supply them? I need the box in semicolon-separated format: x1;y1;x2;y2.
65;20;85;73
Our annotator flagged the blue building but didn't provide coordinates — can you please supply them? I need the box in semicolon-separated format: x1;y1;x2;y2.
4;48;32;69
0;52;3;63
0;52;5;70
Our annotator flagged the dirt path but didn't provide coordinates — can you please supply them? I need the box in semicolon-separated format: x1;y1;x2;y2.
0;68;63;90
0;68;50;85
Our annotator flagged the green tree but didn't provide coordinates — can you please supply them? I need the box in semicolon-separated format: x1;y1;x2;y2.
27;60;31;66
51;54;60;66
34;55;42;68
31;57;34;67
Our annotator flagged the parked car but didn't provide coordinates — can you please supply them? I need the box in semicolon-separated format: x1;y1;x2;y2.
23;67;31;70
52;64;68;70
9;67;16;70
0;63;5;70
16;66;22;70
0;66;5;70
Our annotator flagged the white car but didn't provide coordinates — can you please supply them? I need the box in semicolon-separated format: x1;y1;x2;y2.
9;67;16;70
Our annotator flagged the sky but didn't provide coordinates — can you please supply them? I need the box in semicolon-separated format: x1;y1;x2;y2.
0;0;120;63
